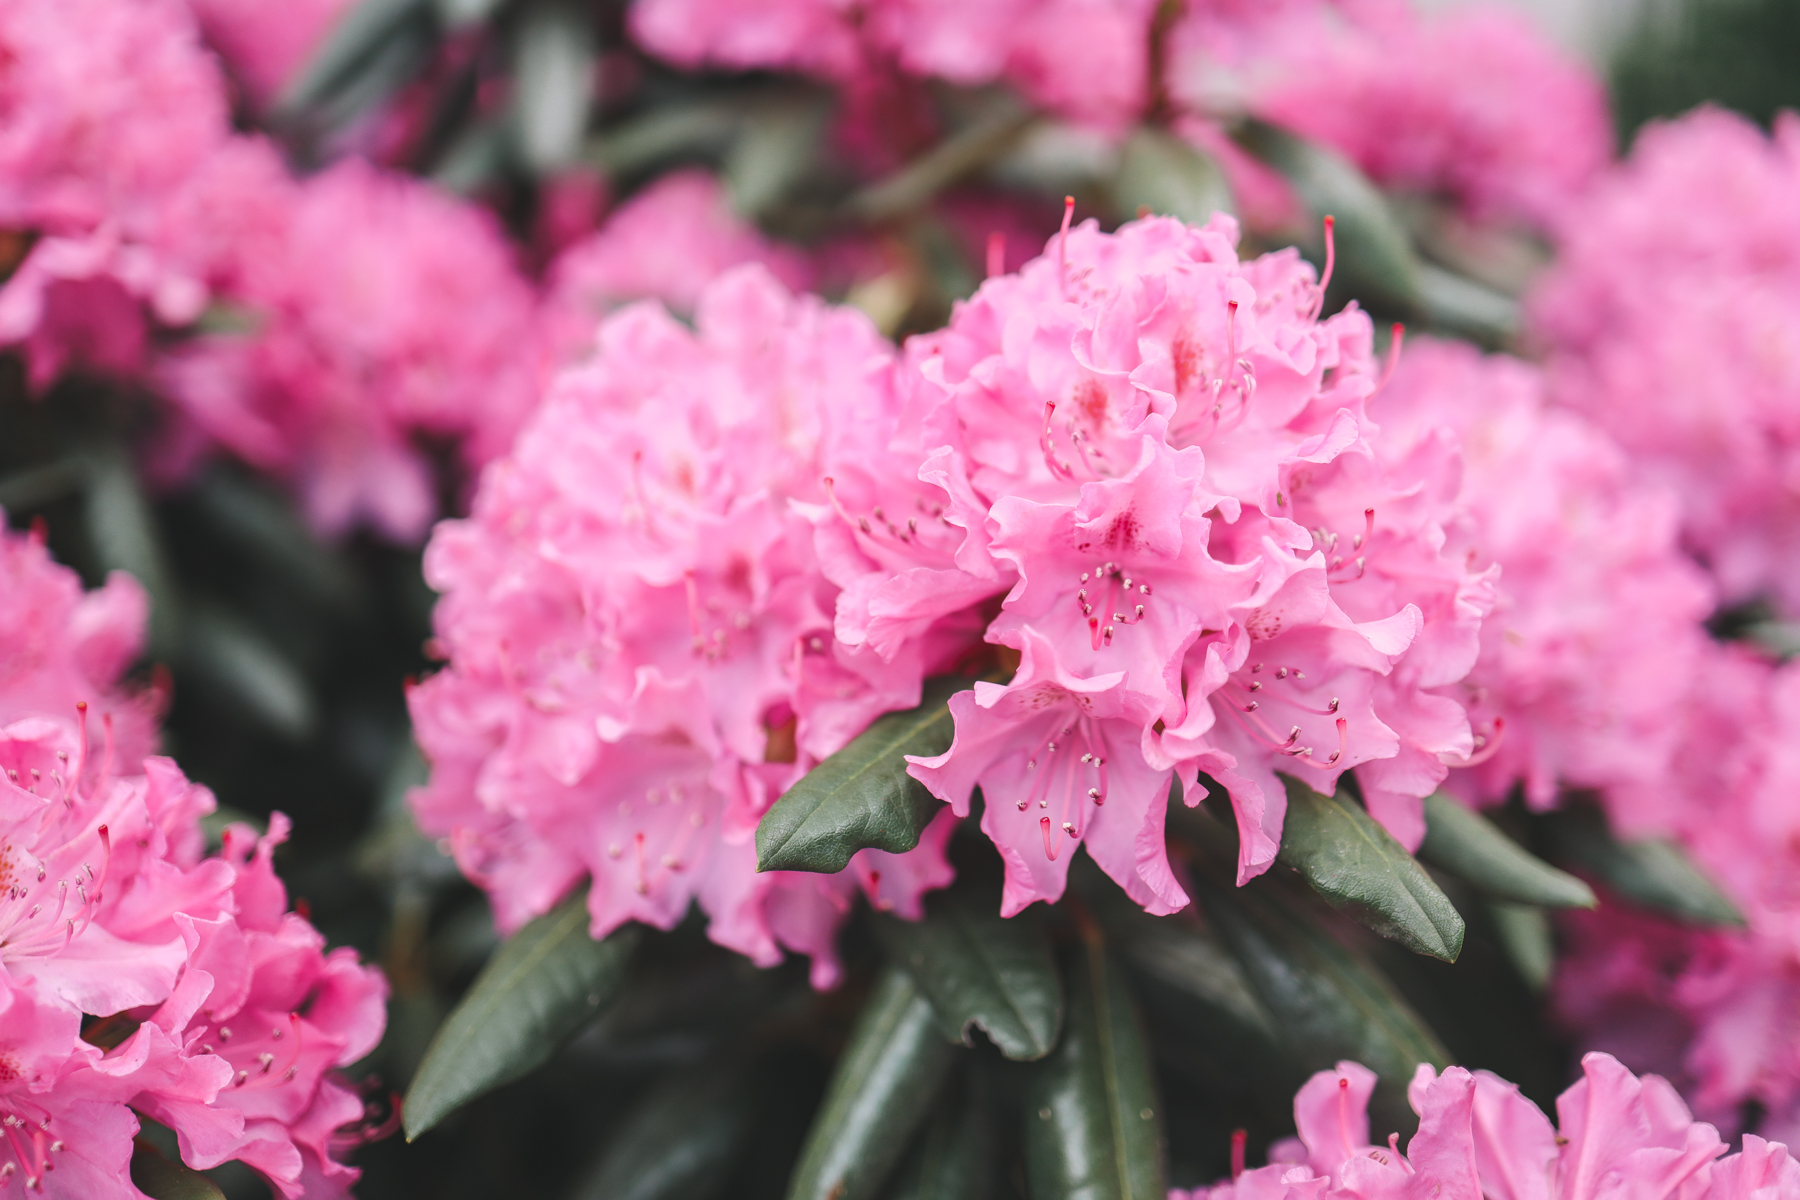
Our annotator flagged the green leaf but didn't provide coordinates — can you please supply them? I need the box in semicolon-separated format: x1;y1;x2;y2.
849;96;1036;223
1543;807;1744;926
757;675;970;873
887;1065;991;1200
84;443;177;658
130;1138;225;1200
403;892;638;1139
510;0;595;174
1232;119;1421;311
1277;775;1465;961
1113;127;1234;225
785;965;957;1200
1487;901;1554;992
569;1055;757;1200
875;883;1062;1061
279;0;428;114
1108;911;1277;1046
1418;792;1596;909
1194;874;1448;1136
725;92;832;218
1024;935;1165;1200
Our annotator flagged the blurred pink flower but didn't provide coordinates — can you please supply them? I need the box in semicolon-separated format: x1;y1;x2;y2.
1532;108;1800;614
156;158;542;541
543;170;812;362
1375;339;1715;837
184;0;357;108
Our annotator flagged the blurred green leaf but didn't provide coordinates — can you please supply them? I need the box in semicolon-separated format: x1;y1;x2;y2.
876;882;1062;1060
757;675;969;873
1542;806;1744;926
1233;119;1420;311
851;95;1037;223
84;443;178;657
403;892;638;1139
1487;901;1555;992
280;0;429;115
1415;263;1519;349
130;1139;225;1200
510;0;595;175
182;603;315;741
1113;127;1233;225
1277;776;1465;961
1195;873;1448;1126
726;93;831;218
1418;792;1595;909
569;1053;757;1200
1024;935;1164;1200
888;1064;990;1200
590;99;743;179
1110;911;1276;1046
785;965;957;1200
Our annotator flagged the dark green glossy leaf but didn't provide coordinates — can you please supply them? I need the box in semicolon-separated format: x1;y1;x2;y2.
1109;911;1277;1046
84;443;177;657
1543;807;1744;926
1233;119;1420;311
403;892;638;1139
1418;792;1595;909
569;1055;756;1200
758;675;970;873
875;883;1062;1060
1415;263;1519;349
510;0;595;174
1487;901;1554;991
1113;127;1234;225
1277;776;1465;961
786;965;957;1200
1024;936;1164;1200
725;93;831;217
1195;873;1448;1130
887;1066;990;1200
130;1139;225;1200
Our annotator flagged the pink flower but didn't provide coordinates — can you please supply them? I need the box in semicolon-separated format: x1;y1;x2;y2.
0;520;158;767
410;265;967;982
543;170;813;362
0;0;230;385
1240;3;1609;229
1373;340;1714;836
156;158;542;541
899;213;1489;888
1182;1054;1766;1200
628;0;1156;128
1530;108;1800;614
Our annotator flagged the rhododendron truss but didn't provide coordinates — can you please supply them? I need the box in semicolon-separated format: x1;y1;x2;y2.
408;265;967;987
899;211;1493;905
1178;1055;1797;1200
0;521;386;1198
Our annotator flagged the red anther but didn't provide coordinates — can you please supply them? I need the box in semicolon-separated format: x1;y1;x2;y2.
1231;1129;1247;1180
987;231;1006;279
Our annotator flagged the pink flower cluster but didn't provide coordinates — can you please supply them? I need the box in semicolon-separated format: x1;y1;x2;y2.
1178;1055;1797;1200
0;521;387;1198
1531;108;1800;614
1228;3;1610;229
896;213;1493;906
629;0;1159;130
1373;340;1715;838
0;0;541;543
407;266;965;987
1554;646;1800;1143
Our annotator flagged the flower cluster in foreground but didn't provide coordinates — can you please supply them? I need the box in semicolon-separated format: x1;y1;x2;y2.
1178;1055;1797;1200
0;521;386;1198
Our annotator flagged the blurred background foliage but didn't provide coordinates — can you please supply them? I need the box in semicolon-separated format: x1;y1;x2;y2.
2;0;1793;1196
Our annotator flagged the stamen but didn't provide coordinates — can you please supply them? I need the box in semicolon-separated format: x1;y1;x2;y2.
1231;1129;1247;1181
987;231;1006;279
1040;816;1058;861
1057;196;1075;298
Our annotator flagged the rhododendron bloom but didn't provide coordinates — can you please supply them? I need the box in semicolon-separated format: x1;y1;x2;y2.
157;158;542;540
543;170;813;361
1180;1054;1783;1200
410;265;969;983
1531;108;1800;613
900;212;1489;890
184;0;357;108
0;0;231;384
1376;341;1714;833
